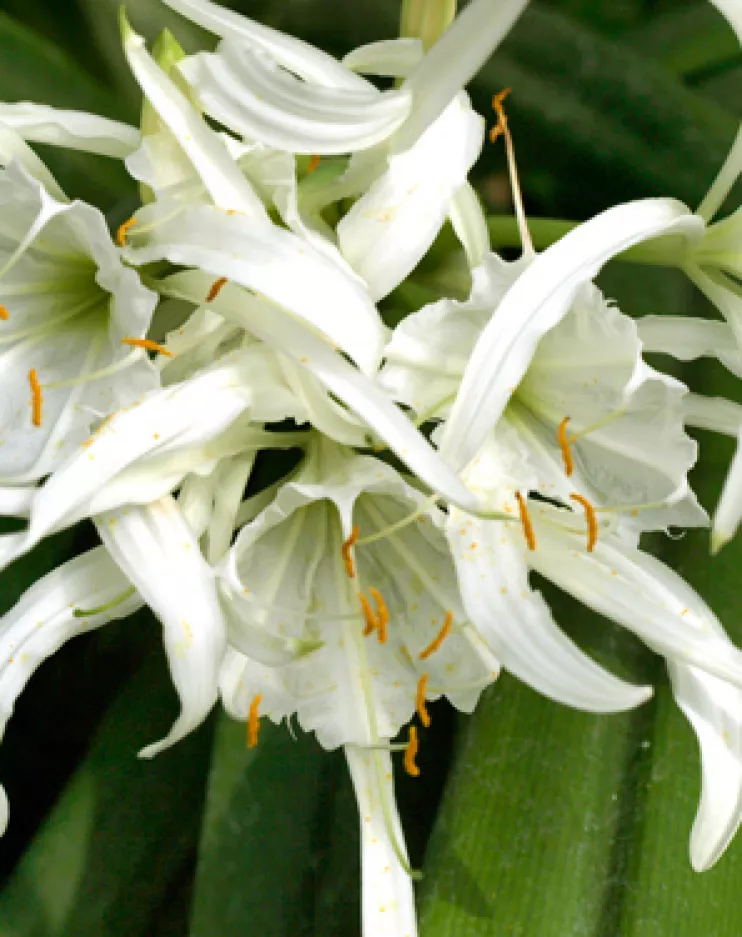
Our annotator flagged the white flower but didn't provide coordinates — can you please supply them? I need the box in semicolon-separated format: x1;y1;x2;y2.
0;158;157;483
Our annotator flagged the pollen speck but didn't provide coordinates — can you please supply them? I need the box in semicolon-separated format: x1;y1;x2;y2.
247;693;262;749
206;276;228;302
558;416;574;477
416;674;431;728
0;304;9;320
515;491;537;551
419;611;453;660
307;154;321;173
570;493;598;552
28;369;42;427
403;725;420;777
369;586;389;643
121;337;173;357
116;216;137;248
342;524;360;578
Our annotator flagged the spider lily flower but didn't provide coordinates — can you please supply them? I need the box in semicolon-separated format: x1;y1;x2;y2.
0;158;157;484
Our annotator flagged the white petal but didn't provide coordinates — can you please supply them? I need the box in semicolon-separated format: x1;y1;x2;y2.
95;497;226;757
683;392;742;438
0;125;65;201
0;486;35;517
205;454;255;564
712;426;742;553
345;746;418;937
127;204;386;375
337;94;483;300
342;39;423;78
121;14;266;217
697;122;742;222
161;0;372;90
449;181;489;269
683;262;742;350
219;645;296;723
180;42;411;155
447;507;651;712
161;272;481;511
398;0;529;149
0;104;140;158
531;510;742;687
668;660;742;871
637;315;742;374
441;199;703;473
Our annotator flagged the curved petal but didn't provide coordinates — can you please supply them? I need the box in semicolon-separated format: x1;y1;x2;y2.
342;39;423;78
337;93;483;300
0;125;65;201
712;425;742;552
449;181;489;269
0;104;140;158
127;204;386;375
683;392;742;438
95;497;226;757
637;315;742;374
441;199;703;473
447;507;651;712
669;660;742;871
180;42;411;155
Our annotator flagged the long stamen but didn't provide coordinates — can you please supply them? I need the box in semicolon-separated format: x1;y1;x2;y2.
116;216;138;248
342;524;361;578
369;586;389;644
359;592;379;637
206;276;229;303
247;693;263;749
419;611;453;660
121;337;173;357
357;495;440;546
558;416;574;477
416;674;431;728
0;304;8;321
403;725;420;778
28;368;42;427
515;491;537;551
73;586;136;618
490;88;534;257
570;493;599;552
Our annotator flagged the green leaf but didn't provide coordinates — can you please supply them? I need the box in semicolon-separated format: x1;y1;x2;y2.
0;647;213;937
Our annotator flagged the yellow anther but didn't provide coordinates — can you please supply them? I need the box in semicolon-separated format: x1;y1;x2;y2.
28;368;42;427
342;524;361;578
369;586;389;644
0;304;8;321
570;493;599;552
419;611;453;660
359;592;379;637
558;416;574;477
247;693;262;749
116;216;137;248
416;674;431;728
307;154;321;174
489;87;512;143
121;337;173;357
403;725;420;778
515;491;537;551
206;276;229;303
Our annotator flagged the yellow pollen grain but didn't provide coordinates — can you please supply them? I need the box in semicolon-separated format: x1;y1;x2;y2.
0;304;9;321
206;276;228;302
403;725;420;777
558;416;574;477
359;592;379;637
116;216;137;248
28;368;42;427
416;674;431;728
419;611;453;660
369;586;389;644
307;154;321;174
570;493;599;552
342;524;361;578
515;491;537;551
247;693;262;749
121;337;173;357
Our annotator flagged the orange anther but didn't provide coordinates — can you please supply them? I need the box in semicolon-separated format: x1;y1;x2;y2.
247;693;262;749
570;493;599;552
359;592;379;637
28;369;42;427
369;586;389;644
307;154;321;174
341;524;360;578
489;87;512;143
116;216;137;248
419;611;453;660
558;416;574;477
0;304;8;321
515;491;537;551
206;276;228;303
121;337;173;357
416;674;431;728
403;725;420;778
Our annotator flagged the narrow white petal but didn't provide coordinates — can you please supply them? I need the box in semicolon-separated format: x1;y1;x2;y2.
449;181;489;269
0;486;35;517
697;122;742;222
0;125;66;201
712;427;742;552
669;660;742;871
637;315;741;371
337;94;483;300
180;43;411;155
127;204;386;375
0;104;140;158
161;271;481;511
95;497;226;757
398;0;529;149
683;392;742;438
448;508;651;712
161;0;371;89
441;200;703;473
121;14;266;217
345;746;418;937
683;262;742;351
342;38;423;78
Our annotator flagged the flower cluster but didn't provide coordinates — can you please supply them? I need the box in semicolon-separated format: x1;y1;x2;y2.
3;0;742;934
